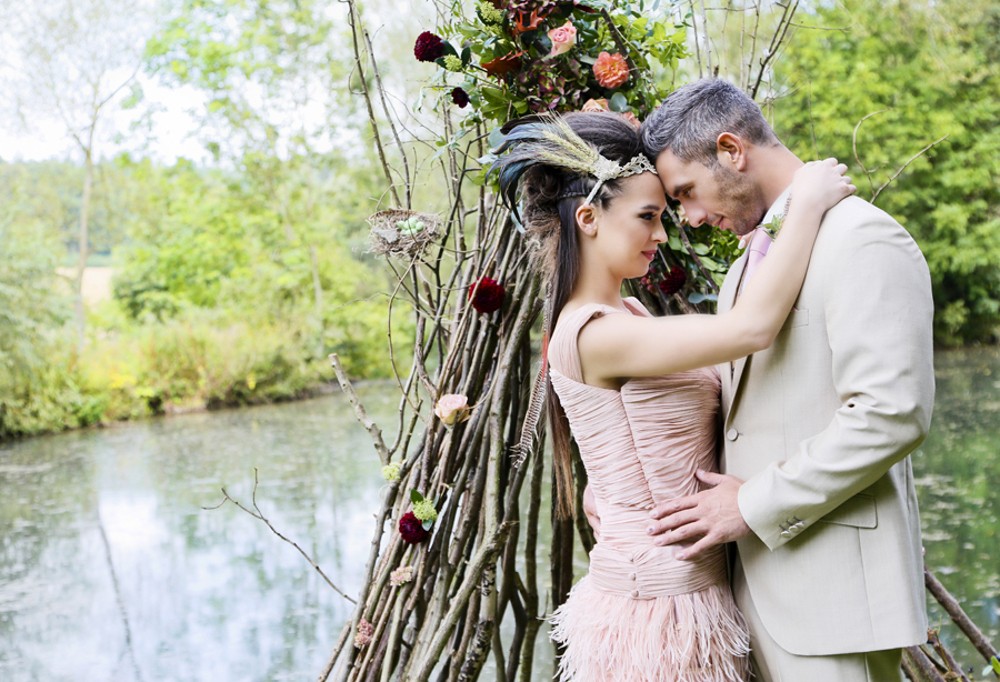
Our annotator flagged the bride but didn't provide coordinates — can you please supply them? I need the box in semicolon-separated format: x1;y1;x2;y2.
493;111;853;681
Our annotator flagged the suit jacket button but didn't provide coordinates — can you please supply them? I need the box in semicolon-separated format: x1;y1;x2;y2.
726;428;739;441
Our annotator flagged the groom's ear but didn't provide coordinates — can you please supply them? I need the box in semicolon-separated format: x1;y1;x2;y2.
715;132;748;171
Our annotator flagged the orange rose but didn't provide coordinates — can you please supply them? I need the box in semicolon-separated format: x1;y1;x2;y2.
581;98;610;112
547;21;576;58
593;51;630;89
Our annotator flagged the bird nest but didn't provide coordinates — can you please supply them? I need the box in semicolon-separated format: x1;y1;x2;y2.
368;209;442;258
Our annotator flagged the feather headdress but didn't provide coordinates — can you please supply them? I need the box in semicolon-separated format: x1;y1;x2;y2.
492;113;656;221
492;113;656;466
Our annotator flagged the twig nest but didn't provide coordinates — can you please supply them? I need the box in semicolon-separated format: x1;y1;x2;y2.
368;209;441;258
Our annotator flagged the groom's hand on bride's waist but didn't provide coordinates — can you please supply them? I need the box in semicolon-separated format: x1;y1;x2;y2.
646;470;751;561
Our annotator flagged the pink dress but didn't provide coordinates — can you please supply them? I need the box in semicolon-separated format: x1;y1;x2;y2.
547;299;750;682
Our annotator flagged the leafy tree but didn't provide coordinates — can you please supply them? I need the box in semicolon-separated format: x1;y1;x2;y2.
771;0;1000;344
0;164;72;437
0;0;148;345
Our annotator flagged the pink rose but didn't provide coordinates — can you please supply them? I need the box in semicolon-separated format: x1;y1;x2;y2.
547;21;576;58
434;393;472;427
620;111;641;128
581;98;610;112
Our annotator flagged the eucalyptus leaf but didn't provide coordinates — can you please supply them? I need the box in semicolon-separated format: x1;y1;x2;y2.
609;92;629;112
688;292;718;305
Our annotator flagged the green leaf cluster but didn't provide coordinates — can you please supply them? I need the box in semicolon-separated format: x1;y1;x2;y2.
772;0;1000;344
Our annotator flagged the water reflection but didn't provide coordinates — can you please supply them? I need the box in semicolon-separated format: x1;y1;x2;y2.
914;346;1000;670
0;390;399;681
0;348;997;680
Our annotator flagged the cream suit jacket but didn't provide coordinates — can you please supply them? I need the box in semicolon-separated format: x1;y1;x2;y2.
718;195;934;656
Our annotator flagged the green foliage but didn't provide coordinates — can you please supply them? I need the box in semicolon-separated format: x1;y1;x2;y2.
433;1;685;128
0;164;70;406
0;161;124;261
772;0;1000;344
0;312;339;440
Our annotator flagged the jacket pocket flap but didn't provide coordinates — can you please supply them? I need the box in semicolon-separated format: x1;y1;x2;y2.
818;493;877;529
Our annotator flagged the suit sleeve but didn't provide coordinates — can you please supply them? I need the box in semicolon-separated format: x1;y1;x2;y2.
737;211;935;550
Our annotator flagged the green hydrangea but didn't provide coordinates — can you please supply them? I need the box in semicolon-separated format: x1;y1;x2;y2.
412;498;438;523
381;463;401;482
478;1;504;23
441;55;464;72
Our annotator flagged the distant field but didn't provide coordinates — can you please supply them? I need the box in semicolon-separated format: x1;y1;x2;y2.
55;266;113;304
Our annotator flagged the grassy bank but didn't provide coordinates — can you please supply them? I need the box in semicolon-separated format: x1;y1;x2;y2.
0;304;409;441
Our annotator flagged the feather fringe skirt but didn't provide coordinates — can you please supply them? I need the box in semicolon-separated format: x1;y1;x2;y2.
549;575;751;682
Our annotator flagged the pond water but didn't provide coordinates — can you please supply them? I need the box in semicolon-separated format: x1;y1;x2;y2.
1;347;997;680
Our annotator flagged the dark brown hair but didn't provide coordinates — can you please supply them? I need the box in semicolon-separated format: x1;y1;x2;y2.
496;111;645;518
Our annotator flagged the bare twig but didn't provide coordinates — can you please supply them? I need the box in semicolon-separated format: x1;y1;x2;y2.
344;0;401;207
871;136;948;204
208;469;357;604
925;566;999;667
852;109;888;197
330;353;391;465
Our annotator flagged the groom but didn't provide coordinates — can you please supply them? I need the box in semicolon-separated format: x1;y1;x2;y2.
638;80;935;680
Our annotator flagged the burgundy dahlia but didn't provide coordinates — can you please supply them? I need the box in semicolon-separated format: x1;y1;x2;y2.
468;276;505;314
659;265;687;296
451;87;470;108
398;511;429;544
413;31;446;62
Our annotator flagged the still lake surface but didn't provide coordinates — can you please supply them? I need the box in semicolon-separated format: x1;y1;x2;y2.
1;347;997;680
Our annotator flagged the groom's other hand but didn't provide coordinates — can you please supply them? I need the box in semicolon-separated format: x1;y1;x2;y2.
647;470;751;561
582;484;601;541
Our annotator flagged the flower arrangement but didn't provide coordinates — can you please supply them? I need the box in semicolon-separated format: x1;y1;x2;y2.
411;2;687;126
467;276;505;314
381;462;401;482
406;4;739;315
434;393;473;426
389;565;415;586
354;618;374;648
398;511;430;544
641;261;687;297
399;489;438;545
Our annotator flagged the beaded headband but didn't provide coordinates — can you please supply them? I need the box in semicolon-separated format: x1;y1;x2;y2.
584;153;658;204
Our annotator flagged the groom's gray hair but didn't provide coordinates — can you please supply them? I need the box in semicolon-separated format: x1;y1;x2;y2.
641;79;780;167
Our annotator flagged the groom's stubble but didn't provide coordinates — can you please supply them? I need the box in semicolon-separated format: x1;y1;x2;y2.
706;162;769;238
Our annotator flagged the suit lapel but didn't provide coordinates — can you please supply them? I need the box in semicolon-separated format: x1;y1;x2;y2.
720;252;749;425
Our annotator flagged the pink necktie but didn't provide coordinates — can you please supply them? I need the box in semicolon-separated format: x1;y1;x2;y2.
742;227;772;285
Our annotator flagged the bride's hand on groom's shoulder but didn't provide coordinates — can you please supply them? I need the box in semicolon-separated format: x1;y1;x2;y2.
791;158;857;213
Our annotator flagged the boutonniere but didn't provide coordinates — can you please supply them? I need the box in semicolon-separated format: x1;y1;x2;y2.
761;194;794;240
760;214;784;240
